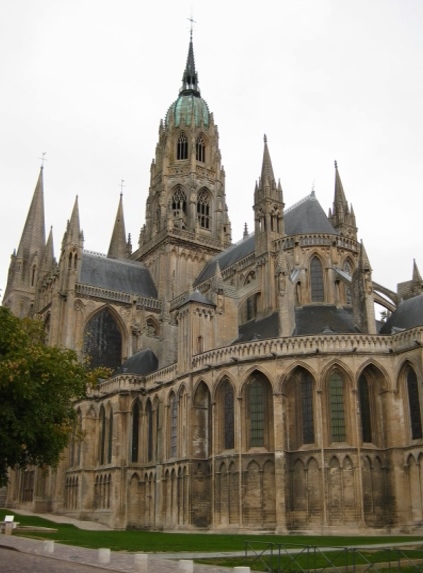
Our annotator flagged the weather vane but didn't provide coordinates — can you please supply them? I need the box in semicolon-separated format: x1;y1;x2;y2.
39;152;47;168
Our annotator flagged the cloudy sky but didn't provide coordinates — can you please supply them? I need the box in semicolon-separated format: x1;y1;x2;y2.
1;0;422;302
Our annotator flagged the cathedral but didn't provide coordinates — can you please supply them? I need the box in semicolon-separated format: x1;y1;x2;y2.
3;32;423;533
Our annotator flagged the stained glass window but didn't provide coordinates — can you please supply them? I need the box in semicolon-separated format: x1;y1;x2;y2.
249;377;265;447
310;257;324;302
170;394;178;457
131;401;140;462
329;372;346;442
301;372;314;444
224;380;234;449
359;375;372;443
407;367;422;440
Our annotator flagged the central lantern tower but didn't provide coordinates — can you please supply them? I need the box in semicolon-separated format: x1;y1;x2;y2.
132;32;232;301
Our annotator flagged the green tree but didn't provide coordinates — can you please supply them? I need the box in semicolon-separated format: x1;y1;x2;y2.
0;307;100;486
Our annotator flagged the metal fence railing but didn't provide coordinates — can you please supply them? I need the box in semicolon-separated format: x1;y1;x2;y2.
244;542;423;573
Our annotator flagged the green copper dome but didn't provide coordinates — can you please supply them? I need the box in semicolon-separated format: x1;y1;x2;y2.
166;93;209;128
165;32;210;128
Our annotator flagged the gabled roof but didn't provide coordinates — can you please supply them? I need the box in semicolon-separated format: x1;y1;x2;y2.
80;253;157;298
284;193;337;235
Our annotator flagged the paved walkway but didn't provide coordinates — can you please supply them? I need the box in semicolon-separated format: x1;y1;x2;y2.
0;535;233;573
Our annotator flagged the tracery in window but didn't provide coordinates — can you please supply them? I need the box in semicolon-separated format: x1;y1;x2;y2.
197;189;211;229
177;132;188;160
310;256;324;302
107;406;113;464
329;372;346;442
359;374;372;443
407;366;422;440
171;186;187;229
196;134;206;162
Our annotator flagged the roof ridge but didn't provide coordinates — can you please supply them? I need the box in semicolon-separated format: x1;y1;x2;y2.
285;192;315;215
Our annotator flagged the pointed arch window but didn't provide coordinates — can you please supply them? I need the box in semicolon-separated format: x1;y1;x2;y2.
407;367;422;440
343;259;353;305
99;406;106;465
197;189;211;229
310;256;324;302
146;401;153;462
329;372;346;442
107;407;113;463
248;377;265;447
224;380;235;450
170;393;178;458
171;186;187;228
177;132;188;160
301;372;315;444
359;374;372;443
131;401;140;463
83;308;122;370
196;134;206;162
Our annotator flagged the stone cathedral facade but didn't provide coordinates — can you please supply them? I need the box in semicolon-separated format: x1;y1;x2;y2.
4;34;423;533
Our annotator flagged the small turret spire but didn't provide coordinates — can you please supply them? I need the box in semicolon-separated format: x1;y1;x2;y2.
108;192;129;259
413;259;422;282
329;160;357;239
66;196;82;246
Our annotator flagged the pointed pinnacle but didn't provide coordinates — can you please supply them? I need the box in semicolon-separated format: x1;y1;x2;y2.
413;259;422;282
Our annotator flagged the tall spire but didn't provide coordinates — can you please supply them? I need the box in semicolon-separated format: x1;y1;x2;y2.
16;166;46;261
180;27;200;95
108;194;129;259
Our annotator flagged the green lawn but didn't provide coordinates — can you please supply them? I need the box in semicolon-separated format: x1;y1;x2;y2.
2;510;423;555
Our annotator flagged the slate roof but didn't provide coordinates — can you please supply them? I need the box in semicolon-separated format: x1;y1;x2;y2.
194;234;255;286
114;348;158;376
237;312;279;342
380;294;423;334
80;253;157;298
285;193;337;235
194;194;336;287
293;305;359;335
236;305;359;342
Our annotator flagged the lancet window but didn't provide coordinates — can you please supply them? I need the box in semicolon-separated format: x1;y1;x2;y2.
301;372;315;444
407;366;422;440
177;132;188;160
359;374;372;443
131;401;140;463
224;380;235;450
329;372;346;442
196;134;206;162
310;256;324;302
197;189;211;229
170;393;178;458
171;187;187;228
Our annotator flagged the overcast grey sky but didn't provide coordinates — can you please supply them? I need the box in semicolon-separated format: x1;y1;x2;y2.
1;0;422;302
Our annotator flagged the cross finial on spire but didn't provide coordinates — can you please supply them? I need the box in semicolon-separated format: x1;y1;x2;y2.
264;134;267;143
39;152;47;168
119;179;125;196
334;160;338;169
187;15;196;39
